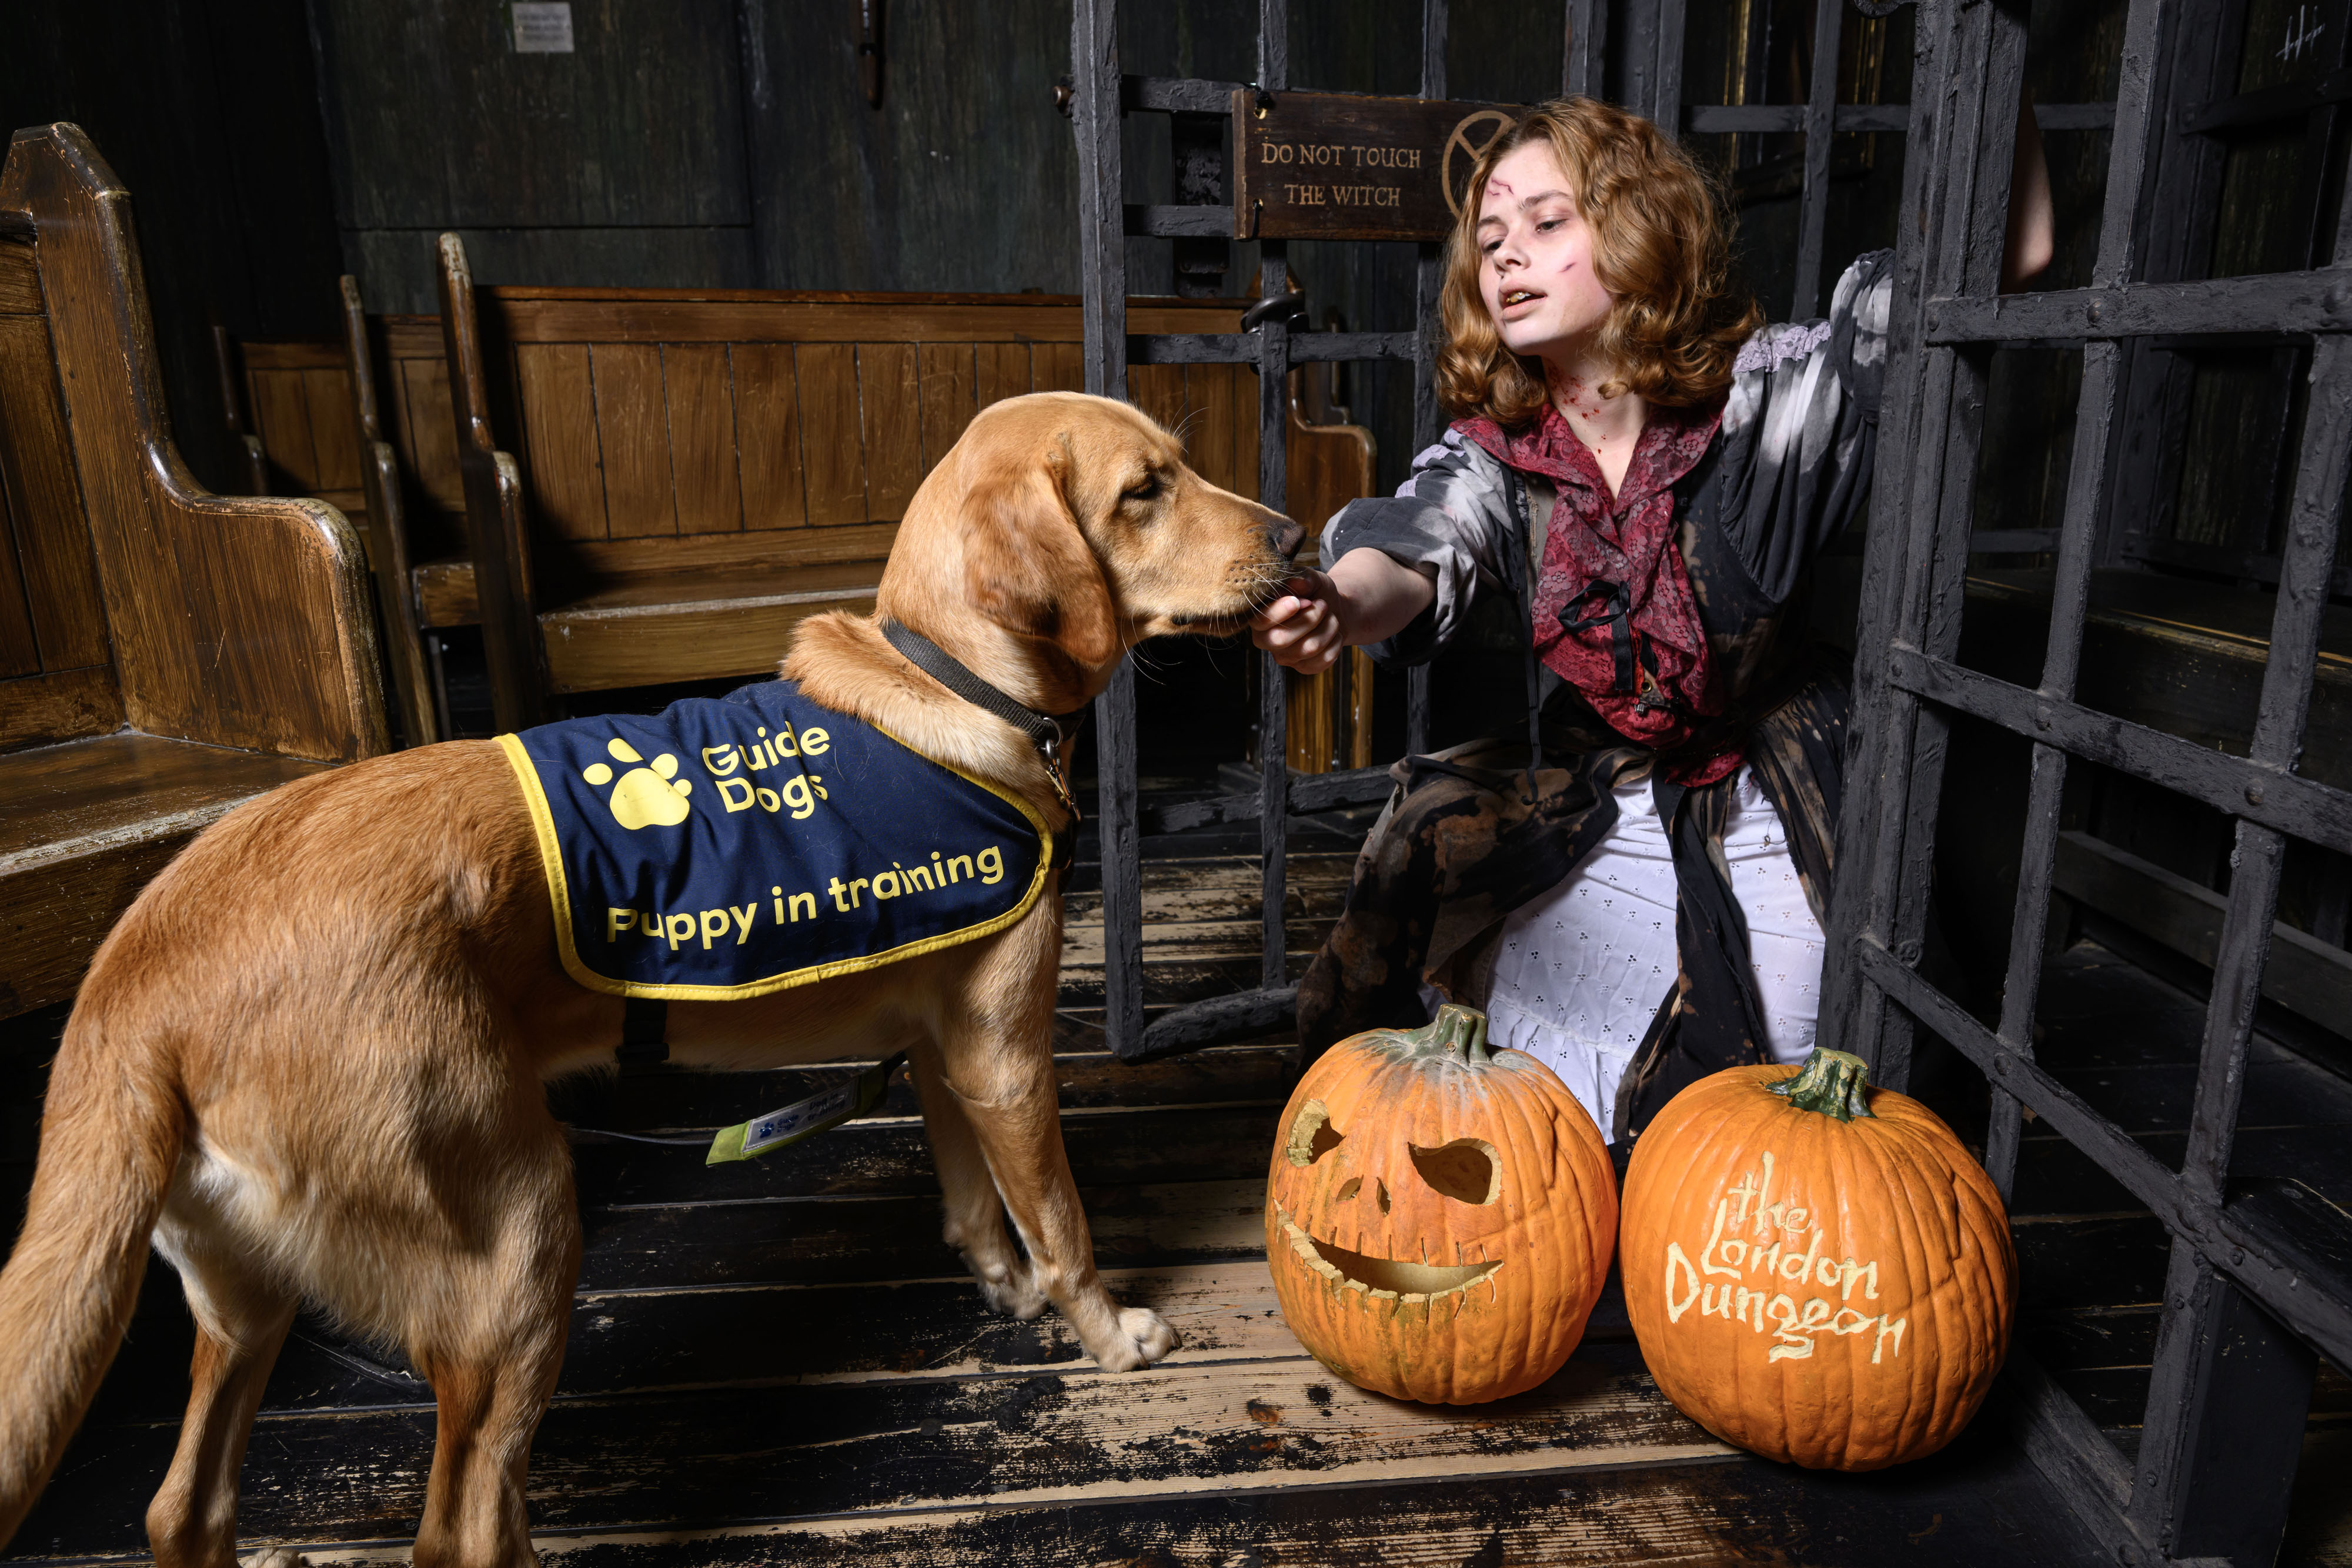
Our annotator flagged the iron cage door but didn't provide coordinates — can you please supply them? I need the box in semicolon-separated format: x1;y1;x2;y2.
1823;0;2351;1561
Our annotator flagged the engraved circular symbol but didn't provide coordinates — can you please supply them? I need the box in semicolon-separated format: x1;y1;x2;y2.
1441;109;1518;219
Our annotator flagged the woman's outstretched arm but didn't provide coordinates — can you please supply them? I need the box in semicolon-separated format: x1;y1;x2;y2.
2003;90;2056;291
1250;548;1436;674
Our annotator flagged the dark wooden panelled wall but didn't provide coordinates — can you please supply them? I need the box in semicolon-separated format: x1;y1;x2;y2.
0;0;343;496
3;0;1743;501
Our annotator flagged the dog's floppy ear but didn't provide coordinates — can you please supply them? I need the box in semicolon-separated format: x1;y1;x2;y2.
961;450;1120;670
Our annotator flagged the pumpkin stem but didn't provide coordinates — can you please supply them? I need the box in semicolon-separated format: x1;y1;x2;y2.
1422;1002;1492;1064
1769;1046;1876;1122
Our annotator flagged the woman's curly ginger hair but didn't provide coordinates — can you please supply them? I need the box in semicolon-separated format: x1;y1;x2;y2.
1438;97;1760;425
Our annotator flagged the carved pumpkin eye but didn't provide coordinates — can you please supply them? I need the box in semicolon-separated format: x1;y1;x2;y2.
1409;1138;1501;1205
1286;1100;1344;1166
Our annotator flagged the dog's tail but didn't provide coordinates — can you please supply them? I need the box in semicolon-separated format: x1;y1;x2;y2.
0;994;185;1544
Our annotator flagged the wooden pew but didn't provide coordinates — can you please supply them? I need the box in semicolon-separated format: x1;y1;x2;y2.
323;267;1378;750
208;323;272;496
431;235;1275;728
1279;380;1377;774
338;285;441;748
1951;566;2352;1031
0;123;386;1017
235;336;365;524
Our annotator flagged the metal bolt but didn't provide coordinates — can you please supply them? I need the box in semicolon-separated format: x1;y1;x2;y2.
2087;299;2104;325
2036;706;2054;731
2246;783;2265;805
1996;1055;2011;1076
1926;306;1943;334
2233;1248;2246;1266
2330;282;2352;313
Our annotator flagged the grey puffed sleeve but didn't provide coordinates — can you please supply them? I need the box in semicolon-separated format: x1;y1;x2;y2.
1709;249;1895;606
1317;427;1519;666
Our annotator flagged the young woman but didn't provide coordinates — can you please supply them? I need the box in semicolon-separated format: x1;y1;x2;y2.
1252;96;2050;1145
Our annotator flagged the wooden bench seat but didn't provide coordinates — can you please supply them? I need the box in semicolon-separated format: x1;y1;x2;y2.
1963;566;2352;785
429;242;1282;728
232;337;366;522
309;270;1378;755
0;123;383;1017
540;556;895;691
1956;564;2352;1032
0;737;329;1012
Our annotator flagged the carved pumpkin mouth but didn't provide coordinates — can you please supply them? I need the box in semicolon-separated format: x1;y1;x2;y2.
1274;1206;1502;1299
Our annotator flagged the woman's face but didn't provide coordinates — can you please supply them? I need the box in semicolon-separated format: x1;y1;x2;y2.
1476;140;1613;364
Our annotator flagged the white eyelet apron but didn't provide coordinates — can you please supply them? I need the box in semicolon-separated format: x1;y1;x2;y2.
1440;765;1826;1135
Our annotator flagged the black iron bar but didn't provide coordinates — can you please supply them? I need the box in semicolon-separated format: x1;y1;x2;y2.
1252;0;1289;997
1125;205;1234;238
1966;526;2060;552
1258;0;1286;94
1884;647;2352;855
1851;0;2019;1093
1073;0;1142;1059
1407;0;1452;761
2098;0;2241;577
1997;1349;2141;1551
1927;268;2352;342
1565;0;1606;100
2133;1233;2320;1562
1651;0;1688;129
1128;330;1418;365
1686;101;2112;134
1857;935;2352;1371
1126;75;1248;113
1258;245;1292;992
2180;62;2352;134
1818;0;1956;1083
1147;765;1395;835
1422;0;1446;102
1987;0;2166;1202
2177;340;2352;1205
1790;0;1845;319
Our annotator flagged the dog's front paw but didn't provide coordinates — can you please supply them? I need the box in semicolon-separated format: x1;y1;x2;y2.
969;1255;1048;1320
248;1551;312;1568
1091;1305;1180;1372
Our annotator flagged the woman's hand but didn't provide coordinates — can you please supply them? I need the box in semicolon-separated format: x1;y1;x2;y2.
1251;570;1349;674
1250;548;1439;674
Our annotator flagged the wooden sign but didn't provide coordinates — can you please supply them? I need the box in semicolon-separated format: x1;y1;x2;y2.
1231;91;1521;243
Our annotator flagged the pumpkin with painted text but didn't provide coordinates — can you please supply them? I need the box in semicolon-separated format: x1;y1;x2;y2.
1264;1004;1618;1405
1620;1047;2016;1469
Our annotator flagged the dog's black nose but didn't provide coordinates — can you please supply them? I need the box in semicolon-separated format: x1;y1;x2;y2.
1271;517;1307;561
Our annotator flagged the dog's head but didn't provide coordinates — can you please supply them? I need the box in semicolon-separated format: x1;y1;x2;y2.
878;392;1304;708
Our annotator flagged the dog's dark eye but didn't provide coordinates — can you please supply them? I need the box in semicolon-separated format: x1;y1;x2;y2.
1124;474;1161;504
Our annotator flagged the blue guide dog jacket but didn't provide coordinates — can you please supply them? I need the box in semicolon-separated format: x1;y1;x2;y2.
499;680;1053;1000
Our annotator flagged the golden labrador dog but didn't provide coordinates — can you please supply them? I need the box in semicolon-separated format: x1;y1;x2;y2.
0;392;1302;1566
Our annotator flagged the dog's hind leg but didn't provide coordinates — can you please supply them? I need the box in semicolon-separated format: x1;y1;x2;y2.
407;1151;580;1568
908;1041;1045;1320
930;1022;1178;1372
143;1224;299;1568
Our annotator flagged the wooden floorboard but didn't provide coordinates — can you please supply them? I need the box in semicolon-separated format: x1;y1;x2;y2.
13;825;2349;1565
12;1426;2110;1567
22;1342;1738;1554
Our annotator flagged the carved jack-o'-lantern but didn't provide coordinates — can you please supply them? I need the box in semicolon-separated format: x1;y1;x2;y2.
1264;1004;1618;1404
1620;1047;2016;1470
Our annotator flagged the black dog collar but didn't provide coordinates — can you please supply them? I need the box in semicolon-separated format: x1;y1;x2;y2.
879;620;1088;835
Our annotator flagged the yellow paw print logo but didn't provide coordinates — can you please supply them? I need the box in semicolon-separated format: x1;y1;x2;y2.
582;738;693;829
